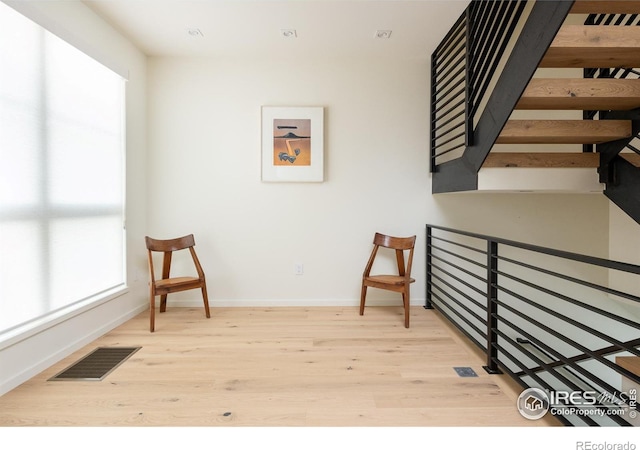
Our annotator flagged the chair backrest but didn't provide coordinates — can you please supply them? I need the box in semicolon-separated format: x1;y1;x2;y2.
373;232;416;251
365;232;416;278
145;234;204;282
145;234;195;252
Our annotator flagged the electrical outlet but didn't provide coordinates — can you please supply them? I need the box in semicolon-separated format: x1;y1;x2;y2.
294;262;304;275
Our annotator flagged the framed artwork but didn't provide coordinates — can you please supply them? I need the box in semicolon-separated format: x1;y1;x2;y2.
261;106;324;182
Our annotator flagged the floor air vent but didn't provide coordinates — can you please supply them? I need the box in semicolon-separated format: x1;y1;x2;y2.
453;367;478;378
49;347;141;381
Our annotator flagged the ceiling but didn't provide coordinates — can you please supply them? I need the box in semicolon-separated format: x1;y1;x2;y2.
82;0;468;60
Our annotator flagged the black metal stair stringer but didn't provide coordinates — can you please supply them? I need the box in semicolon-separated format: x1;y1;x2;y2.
596;110;640;225
598;109;640;182
605;157;640;226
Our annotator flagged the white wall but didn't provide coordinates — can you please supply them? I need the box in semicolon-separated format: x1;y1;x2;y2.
611;203;640;267
147;56;431;306
432;192;610;255
609;202;640;318
0;1;148;396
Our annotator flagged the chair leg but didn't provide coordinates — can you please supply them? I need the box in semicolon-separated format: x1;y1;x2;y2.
202;284;211;319
150;292;156;333
160;294;168;313
402;290;410;328
359;284;367;316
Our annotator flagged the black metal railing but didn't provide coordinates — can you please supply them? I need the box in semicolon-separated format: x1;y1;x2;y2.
426;224;640;426
431;0;529;170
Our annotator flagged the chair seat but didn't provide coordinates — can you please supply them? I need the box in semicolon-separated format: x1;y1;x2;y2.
364;275;415;286
155;276;201;290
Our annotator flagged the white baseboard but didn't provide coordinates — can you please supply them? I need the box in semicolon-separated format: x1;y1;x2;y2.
163;298;427;308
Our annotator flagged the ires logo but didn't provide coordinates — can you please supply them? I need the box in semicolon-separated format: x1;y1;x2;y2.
548;390;598;406
517;388;636;421
517;388;550;420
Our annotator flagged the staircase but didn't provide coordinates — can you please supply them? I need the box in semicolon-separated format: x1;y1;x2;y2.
431;0;640;224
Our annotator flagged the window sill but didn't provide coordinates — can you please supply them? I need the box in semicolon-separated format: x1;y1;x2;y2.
0;285;129;351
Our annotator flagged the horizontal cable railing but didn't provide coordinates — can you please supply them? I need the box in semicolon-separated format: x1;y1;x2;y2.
426;224;640;426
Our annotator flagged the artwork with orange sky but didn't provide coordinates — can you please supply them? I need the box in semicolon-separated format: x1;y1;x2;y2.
272;118;311;166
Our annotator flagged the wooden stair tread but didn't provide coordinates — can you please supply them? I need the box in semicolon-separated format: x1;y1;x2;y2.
570;0;640;15
483;153;599;168
616;356;640;377
497;120;631;144
540;25;640;68
516;78;640;110
483;152;640;168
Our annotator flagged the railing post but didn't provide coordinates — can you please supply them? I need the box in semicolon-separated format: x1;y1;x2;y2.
425;225;434;310
484;239;501;374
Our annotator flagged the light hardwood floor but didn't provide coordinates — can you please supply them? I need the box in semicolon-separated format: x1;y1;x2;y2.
0;306;560;427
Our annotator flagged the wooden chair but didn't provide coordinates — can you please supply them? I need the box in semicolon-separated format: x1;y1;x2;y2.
360;232;416;328
145;234;210;332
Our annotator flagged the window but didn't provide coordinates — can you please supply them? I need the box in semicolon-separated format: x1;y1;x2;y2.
0;2;126;333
